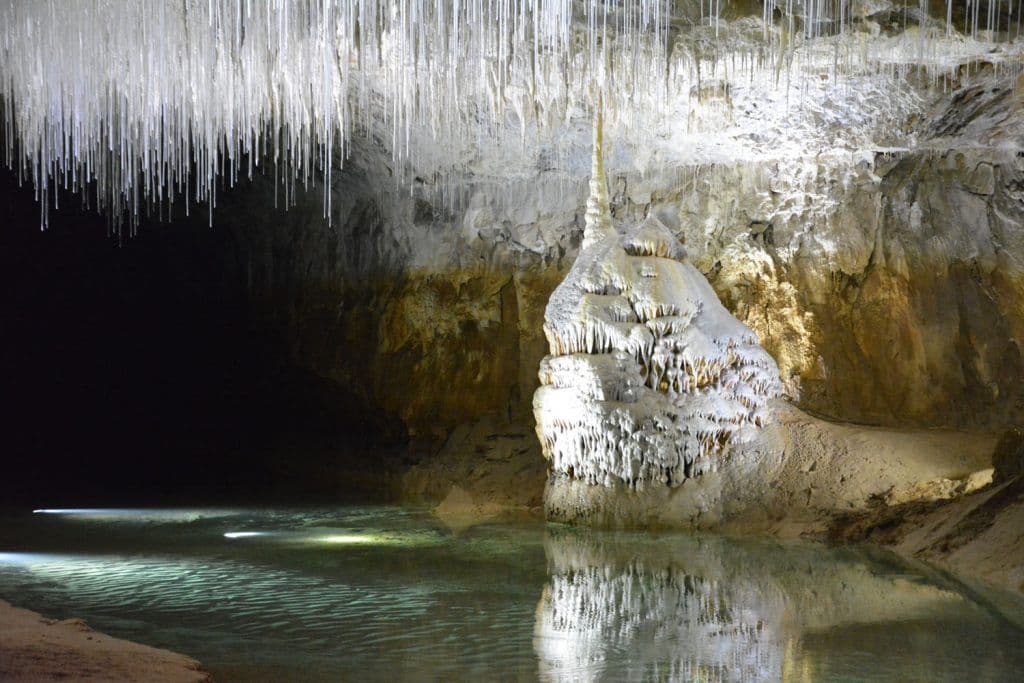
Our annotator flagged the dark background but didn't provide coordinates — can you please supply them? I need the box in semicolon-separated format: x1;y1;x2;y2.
0;168;407;508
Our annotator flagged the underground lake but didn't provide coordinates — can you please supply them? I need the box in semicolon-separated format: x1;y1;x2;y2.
0;507;1022;682
4;0;1024;679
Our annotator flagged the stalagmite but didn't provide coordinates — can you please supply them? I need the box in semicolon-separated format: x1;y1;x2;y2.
533;111;783;493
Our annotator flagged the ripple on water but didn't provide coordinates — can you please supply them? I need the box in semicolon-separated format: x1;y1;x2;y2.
1;508;1023;682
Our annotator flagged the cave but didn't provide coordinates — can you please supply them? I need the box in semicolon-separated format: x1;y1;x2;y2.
1;1;1024;680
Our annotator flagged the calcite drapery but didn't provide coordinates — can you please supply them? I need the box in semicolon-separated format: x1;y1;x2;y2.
533;116;782;490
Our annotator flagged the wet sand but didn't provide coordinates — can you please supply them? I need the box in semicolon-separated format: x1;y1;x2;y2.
0;599;210;682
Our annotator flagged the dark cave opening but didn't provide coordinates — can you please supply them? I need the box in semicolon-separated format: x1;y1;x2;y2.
0;168;408;507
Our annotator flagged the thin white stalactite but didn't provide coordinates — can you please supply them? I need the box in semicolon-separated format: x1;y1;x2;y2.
0;0;1019;231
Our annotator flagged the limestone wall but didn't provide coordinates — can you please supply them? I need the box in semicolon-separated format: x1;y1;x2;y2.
205;74;1023;454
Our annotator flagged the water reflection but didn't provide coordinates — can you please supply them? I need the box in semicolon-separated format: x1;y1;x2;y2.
534;529;1024;682
0;508;1022;681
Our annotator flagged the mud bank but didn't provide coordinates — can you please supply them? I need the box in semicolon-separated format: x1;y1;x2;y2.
0;600;210;683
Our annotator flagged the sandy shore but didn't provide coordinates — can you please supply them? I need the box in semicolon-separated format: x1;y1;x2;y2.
0;599;210;683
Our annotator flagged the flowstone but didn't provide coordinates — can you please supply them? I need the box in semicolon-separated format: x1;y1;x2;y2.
533;115;783;520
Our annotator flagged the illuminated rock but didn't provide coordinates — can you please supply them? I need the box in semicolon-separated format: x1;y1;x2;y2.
1;1;1013;228
534;114;783;518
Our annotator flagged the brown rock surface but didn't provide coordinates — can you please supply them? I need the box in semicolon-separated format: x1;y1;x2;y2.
0;600;210;683
993;427;1024;482
831;474;1024;595
401;416;547;514
200;75;1024;459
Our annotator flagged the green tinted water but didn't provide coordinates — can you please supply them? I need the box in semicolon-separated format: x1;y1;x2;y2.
0;507;1021;681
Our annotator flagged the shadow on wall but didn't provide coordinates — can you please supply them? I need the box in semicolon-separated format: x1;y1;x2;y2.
202;157;572;447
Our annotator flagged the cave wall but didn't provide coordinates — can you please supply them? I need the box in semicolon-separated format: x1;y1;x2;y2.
212;160;578;444
209;74;1024;450
698;147;1024;428
0;166;414;504
687;78;1024;428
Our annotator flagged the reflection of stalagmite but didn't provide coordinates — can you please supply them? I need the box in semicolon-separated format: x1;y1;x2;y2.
533;529;970;683
534;109;783;494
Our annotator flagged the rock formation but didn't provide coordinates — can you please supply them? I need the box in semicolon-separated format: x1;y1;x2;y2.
44;25;1017;528
534;112;783;496
533;108;1005;531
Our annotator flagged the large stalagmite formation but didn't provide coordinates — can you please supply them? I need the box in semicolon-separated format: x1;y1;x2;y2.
533;108;1003;530
534;114;783;498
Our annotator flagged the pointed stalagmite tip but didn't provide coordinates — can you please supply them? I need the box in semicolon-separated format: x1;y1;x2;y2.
583;97;615;250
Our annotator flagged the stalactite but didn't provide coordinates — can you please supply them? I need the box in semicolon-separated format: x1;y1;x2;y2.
1;1;1020;231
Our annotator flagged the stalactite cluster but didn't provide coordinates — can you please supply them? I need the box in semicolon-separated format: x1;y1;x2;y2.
1;1;1020;229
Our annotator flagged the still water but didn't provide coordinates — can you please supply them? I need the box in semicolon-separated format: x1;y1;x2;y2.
0;507;1022;682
